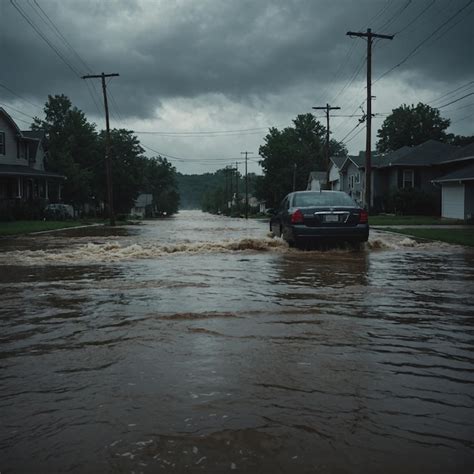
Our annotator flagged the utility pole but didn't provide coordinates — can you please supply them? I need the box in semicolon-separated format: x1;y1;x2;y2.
224;167;228;210
346;28;393;211
241;151;253;219
312;104;340;189
229;166;233;209
235;162;239;209
82;72;120;225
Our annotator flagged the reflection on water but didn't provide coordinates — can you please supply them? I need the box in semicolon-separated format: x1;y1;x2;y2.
0;211;473;473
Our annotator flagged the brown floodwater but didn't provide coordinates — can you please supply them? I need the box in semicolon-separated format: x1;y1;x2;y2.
0;211;473;473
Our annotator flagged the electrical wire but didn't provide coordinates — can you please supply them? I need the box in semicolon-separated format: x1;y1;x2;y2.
428;80;474;106
436;92;474;109
0;82;44;112
10;0;82;78
373;0;474;84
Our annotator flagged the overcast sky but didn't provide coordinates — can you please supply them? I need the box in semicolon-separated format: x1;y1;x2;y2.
2;0;473;174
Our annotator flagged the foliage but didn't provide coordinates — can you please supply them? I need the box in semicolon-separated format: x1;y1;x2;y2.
257;113;328;208
376;103;451;153
385;188;438;216
142;157;180;215
446;134;474;147
33;94;99;205
31;95;180;216
95;129;145;214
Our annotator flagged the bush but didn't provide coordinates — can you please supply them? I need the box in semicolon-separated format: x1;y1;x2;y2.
387;188;438;215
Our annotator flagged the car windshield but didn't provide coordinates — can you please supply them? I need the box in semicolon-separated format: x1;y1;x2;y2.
293;192;357;207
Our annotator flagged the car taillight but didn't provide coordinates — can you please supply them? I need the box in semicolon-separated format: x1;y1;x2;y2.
291;209;304;224
359;210;368;224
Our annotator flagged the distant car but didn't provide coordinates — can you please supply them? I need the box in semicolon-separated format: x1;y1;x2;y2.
270;191;369;247
44;203;74;220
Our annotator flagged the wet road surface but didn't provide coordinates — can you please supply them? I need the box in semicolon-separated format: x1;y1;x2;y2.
1;211;473;473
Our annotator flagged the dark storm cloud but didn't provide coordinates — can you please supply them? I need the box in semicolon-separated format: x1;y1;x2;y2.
2;0;473;119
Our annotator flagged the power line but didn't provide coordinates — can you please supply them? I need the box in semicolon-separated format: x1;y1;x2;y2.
373;0;473;84
340;121;363;143
344;124;366;145
29;0;92;73
133;127;271;135
10;0;82;78
428;80;474;106
0;82;44;112
393;0;436;35
437;92;474;109
0;102;37;121
377;0;412;32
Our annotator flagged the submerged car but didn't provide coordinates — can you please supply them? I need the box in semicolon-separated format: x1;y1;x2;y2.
270;190;369;247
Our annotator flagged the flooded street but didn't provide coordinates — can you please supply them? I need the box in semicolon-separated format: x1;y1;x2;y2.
1;210;473;473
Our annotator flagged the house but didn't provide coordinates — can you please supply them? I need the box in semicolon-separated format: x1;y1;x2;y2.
337;154;367;206
432;143;474;220
328;156;346;191
130;193;153;217
0;107;65;218
306;171;327;191
335;141;474;214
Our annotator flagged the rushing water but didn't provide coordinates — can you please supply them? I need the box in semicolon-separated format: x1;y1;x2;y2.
1;211;473;473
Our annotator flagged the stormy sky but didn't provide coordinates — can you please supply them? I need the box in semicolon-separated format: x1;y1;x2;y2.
2;0;473;174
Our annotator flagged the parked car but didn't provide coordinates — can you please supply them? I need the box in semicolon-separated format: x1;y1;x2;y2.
270;191;369;247
44;203;74;220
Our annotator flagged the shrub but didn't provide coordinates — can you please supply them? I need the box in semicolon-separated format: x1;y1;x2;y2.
387;188;438;215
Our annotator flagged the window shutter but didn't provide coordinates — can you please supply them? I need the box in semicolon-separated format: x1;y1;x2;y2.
397;169;403;189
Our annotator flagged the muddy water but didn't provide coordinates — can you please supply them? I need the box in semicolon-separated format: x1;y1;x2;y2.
0;211;473;473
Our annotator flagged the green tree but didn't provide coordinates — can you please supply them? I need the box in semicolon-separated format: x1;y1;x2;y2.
96;129;145;214
258;113;327;207
32;94;99;206
376;103;451;153
142;157;180;215
446;134;474;147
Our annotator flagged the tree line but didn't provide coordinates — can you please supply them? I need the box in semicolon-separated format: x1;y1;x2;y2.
33;94;180;217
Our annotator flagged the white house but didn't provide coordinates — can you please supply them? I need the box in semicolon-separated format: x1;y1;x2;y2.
0;107;65;217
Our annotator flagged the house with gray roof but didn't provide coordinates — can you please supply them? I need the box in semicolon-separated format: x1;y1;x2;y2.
0;107;65;218
334;140;474;214
432;144;474;220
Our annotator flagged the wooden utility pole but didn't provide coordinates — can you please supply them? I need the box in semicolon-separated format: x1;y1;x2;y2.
312;104;340;188
241;151;254;219
229;166;233;208
235;162;239;208
82;72;119;225
346;29;393;211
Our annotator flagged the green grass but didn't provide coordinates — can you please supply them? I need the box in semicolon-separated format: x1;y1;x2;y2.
0;220;97;236
369;215;465;226
385;228;474;247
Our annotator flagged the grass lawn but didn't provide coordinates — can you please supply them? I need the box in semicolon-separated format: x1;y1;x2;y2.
385;228;474;247
0;220;98;236
369;215;465;226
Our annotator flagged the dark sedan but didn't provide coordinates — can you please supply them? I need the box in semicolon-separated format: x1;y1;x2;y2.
270;191;369;247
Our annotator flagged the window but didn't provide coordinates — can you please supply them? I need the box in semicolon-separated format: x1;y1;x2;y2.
355;172;360;184
349;175;354;189
403;169;414;188
0;132;5;155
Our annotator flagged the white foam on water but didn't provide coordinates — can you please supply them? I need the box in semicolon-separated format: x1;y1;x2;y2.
0;237;288;265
